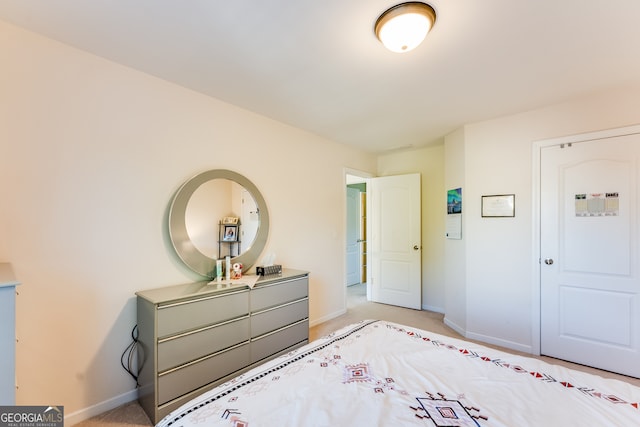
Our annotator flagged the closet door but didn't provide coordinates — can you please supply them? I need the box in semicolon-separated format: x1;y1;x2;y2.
540;130;640;378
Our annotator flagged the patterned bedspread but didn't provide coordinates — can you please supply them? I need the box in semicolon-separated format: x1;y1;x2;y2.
157;320;640;426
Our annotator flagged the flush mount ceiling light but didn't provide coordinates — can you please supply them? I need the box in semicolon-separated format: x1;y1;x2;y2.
374;2;436;53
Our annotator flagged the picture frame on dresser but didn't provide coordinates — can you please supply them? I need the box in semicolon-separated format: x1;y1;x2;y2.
222;216;238;225
222;225;238;241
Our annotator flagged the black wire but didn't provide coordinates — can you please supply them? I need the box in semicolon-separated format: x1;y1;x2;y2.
121;324;139;387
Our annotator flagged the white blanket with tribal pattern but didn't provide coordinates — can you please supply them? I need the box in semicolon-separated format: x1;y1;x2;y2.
157;320;640;427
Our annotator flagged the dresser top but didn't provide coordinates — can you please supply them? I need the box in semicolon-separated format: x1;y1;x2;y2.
136;268;308;305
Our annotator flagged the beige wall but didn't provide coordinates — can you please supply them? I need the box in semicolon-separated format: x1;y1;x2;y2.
0;21;376;423
375;85;640;354
5;15;640;424
446;85;640;352
443;128;466;335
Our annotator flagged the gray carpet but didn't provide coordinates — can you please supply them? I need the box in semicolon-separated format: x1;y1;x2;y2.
73;401;151;426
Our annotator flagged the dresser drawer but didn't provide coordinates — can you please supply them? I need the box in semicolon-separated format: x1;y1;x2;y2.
251;319;308;363
158;343;250;406
157;290;249;338
158;317;250;372
250;277;308;312
251;299;308;338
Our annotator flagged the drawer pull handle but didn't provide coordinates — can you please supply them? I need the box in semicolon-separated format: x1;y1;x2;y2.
251;297;308;316
158;340;249;377
158;315;250;343
253;276;308;290
251;318;308;341
158;289;248;309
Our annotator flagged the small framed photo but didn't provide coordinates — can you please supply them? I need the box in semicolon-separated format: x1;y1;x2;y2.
222;225;238;241
447;188;462;214
482;194;515;217
222;216;239;225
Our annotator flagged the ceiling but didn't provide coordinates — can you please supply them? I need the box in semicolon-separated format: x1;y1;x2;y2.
1;1;639;153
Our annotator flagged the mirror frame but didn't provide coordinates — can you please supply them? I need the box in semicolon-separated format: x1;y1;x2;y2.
168;169;269;278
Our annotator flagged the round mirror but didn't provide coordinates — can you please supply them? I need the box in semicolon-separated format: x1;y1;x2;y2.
168;169;269;278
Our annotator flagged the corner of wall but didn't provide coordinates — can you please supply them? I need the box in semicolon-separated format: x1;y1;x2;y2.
65;389;138;426
443;127;467;332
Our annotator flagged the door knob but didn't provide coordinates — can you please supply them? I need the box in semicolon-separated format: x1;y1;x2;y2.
544;258;554;265
413;245;420;250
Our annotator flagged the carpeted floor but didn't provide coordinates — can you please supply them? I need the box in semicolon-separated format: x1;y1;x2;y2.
74;282;640;426
73;400;152;426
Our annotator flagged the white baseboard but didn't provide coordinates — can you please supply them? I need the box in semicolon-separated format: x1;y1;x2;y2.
309;308;347;328
64;308;344;426
443;316;465;337
443;316;533;354
66;388;138;426
465;330;533;354
422;304;444;314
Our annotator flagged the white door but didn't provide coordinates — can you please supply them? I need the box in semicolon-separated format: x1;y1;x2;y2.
370;174;421;310
540;130;640;378
240;189;259;250
346;187;361;286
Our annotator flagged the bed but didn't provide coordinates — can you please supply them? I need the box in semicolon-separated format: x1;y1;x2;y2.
156;320;640;426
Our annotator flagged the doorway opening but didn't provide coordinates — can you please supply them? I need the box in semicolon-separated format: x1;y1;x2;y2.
346;172;371;305
345;171;422;310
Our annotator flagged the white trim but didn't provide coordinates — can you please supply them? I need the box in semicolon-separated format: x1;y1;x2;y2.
536;123;640;147
531;140;542;356
309;308;347;328
343;168;375;307
465;331;533;354
443;316;465;337
65;388;138;426
344;167;374;182
531;123;640;357
422;303;444;314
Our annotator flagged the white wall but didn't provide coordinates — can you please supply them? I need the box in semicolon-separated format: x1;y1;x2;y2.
377;144;445;312
448;84;640;352
376;85;640;353
443;128;466;335
0;21;376;423
5;15;640;423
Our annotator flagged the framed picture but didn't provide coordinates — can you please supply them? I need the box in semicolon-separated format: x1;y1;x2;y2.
222;216;239;225
222;225;238;241
481;194;515;217
447;188;462;214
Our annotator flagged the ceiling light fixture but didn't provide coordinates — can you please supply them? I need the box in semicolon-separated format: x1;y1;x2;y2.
374;2;436;53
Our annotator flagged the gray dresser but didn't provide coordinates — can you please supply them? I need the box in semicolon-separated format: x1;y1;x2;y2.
136;269;309;424
0;263;19;405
